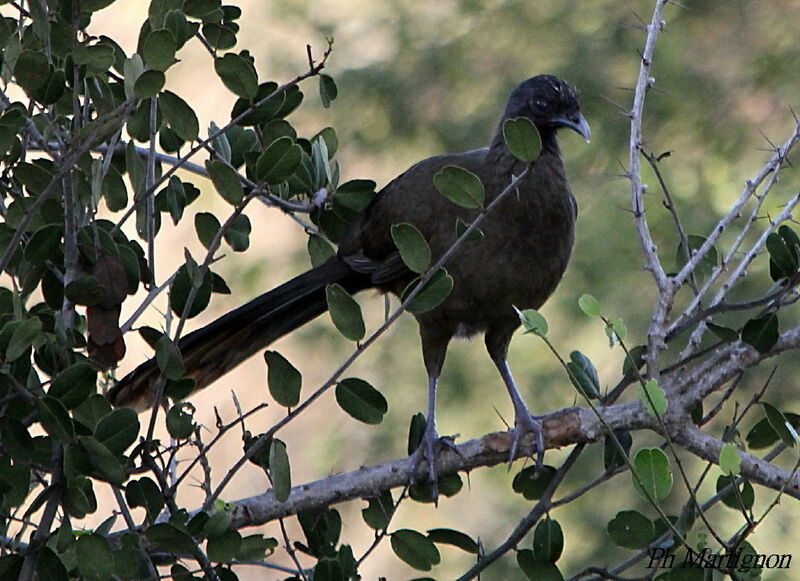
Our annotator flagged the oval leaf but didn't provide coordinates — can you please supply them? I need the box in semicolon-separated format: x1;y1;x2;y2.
637;379;667;416
426;528;479;554
256;136;302;184
206;160;243;205
264;350;301;408
405;269;454;314
763;403;796;447
515;306;548;336
718;442;741;475
607;510;655;549
215;53;258;99
632;447;673;503
335;378;388;424
741;313;779;354
391;223;431;274
269;439;291;502
503;117;542;162
533;517;563;563
390;529;440;572
578;293;600;317
326;284;365;341
432;165;485;209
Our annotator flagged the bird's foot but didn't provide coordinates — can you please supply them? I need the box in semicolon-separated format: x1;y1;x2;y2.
408;427;460;503
507;411;545;469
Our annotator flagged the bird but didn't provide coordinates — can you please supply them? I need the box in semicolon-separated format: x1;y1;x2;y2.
108;74;590;486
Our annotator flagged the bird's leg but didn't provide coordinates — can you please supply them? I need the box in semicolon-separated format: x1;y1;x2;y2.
494;358;545;467
410;373;441;489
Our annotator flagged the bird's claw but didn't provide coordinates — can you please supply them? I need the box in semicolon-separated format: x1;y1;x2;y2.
409;429;460;502
508;412;545;470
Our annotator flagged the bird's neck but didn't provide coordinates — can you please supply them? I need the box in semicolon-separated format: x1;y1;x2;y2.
487;122;560;172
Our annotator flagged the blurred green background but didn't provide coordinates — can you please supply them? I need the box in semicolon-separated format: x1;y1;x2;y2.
83;0;800;578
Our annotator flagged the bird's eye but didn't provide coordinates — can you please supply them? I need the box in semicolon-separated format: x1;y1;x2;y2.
535;99;549;111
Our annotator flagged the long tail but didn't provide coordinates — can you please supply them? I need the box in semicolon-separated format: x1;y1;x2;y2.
108;258;371;410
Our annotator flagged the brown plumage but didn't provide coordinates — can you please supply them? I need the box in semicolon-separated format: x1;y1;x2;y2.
108;74;589;482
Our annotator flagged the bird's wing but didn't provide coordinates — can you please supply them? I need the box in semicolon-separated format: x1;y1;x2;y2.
337;148;491;286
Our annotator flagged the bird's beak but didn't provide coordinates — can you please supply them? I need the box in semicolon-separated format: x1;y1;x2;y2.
555;113;591;143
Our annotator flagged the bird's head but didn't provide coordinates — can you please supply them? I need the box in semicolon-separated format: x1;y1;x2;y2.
504;74;591;143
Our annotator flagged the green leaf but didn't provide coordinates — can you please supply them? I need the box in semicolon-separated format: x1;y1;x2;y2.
763;403;796;447
207;529;242;563
35;546;67;581
605;317;627;343
566;351;600;399
146;523;197;555
335;378;388;424
170;263;213;318
578;293;600;317
6;316;42;361
741;313;779;354
123;54;144;100
637;378;667;416
503;117;542;162
319;74;338;108
405;269;454;314
14;50;50;93
0;418;34;463
767;229;799;281
326;283;365;341
433;165;485;208
264;351;301;407
517;550;564;581
604;429;632;471
215;53;258;99
533;517;563;563
125;477;165;522
391;223;431;274
707;322;739;342
160;90;199;141
78;436;125;484
512;465;557;500
718;442;741;475
454;217;484;242
269;439;291;502
166;402;195;439
426;528;479;554
102;167;128;212
632;447;673;503
237;535;277;561
76;534;115;581
195;212;221;249
335;179;376;211
64;275;106;306
515;307;548;336
361;490;394;530
49;363;97;409
79;0;116;11
607;510;655;549
716;475;755;511
155;335;186;380
676;235;718;279
391;529;440;571
37;397;75;443
256;136;302;184
142;29;177;71
746;412;800;449
206;160;244;205
184;0;221;18
24;224;62;265
223;214;250;252
308;234;335;267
